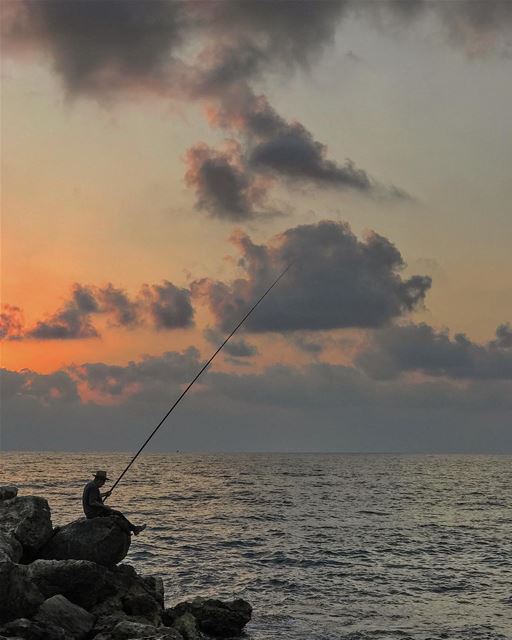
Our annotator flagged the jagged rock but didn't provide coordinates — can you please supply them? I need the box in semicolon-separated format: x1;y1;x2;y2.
0;532;23;563
91;611;130;636
0;617;66;640
34;595;94;640
170;613;202;640
111;620;183;639
0;486;18;501
28;559;116;610
164;599;252;638
0;496;53;560
39;516;130;566
0;560;44;624
142;575;165;607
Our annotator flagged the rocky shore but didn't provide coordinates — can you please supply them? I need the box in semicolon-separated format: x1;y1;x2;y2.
0;486;252;640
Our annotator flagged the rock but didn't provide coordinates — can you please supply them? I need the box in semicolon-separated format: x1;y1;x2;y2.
142;575;165;607
0;486;18;501
86;564;164;632
0;532;23;563
34;595;94;640
28;559;116;610
0;497;53;560
164;598;252;638
39;516;130;566
0;560;45;624
91;610;130;636
122;592;162;621
0;617;66;640
111;620;183;639
170;613;202;640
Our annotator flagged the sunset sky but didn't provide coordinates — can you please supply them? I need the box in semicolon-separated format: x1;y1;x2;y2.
1;0;511;452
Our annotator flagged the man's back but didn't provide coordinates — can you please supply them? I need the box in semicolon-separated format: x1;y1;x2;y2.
82;480;103;518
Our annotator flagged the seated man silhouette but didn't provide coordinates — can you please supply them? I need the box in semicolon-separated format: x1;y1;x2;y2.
82;470;146;535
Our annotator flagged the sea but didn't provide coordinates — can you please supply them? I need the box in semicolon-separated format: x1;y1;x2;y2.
1;452;511;640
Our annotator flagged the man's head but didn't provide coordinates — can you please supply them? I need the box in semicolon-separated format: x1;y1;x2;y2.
93;470;109;487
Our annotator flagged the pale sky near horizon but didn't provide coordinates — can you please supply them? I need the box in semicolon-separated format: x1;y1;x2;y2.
1;0;511;452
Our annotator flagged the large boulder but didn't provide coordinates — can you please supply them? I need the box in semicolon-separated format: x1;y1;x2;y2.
39;516;130;566
34;595;94;640
164;598;252;638
90;564;164;628
0;560;45;624
27;559;117;610
0;496;53;560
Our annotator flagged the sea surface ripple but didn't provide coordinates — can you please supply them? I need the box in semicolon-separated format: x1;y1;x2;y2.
1;453;511;640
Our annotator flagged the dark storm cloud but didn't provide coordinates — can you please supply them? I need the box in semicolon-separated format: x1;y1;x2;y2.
2;0;346;97
203;326;258;359
191;221;431;333
356;322;512;380
139;281;194;330
4;1;510;101
1;0;187;97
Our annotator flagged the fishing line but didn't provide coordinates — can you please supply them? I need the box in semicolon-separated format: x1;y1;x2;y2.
106;262;293;497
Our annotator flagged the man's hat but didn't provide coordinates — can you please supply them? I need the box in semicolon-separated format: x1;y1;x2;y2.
93;470;110;480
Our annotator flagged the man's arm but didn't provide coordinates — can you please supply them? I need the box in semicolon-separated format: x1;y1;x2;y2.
88;496;112;511
87;486;112;512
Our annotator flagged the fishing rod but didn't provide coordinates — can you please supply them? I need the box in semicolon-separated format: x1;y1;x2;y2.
106;261;293;498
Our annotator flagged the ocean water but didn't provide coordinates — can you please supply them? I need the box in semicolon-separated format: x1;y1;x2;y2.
1;452;511;640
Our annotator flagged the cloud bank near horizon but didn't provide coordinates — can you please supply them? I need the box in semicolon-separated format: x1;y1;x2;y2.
2;324;511;452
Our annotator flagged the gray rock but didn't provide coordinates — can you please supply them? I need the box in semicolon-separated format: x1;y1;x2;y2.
164;598;252;638
0;486;18;501
86;564;164;629
0;497;53;560
0;532;23;563
142;576;165;607
28;559;116;610
0;617;66;640
111;620;173;639
39;516;130;566
92;610;130;636
0;560;45;624
34;595;94;640
171;613;202;640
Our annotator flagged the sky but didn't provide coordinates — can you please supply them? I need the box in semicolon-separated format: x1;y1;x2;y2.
1;0;511;453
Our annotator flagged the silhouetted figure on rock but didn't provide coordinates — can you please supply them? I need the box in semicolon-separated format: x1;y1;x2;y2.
82;470;146;536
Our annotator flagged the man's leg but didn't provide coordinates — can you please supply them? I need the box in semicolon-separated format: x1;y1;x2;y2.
110;509;146;535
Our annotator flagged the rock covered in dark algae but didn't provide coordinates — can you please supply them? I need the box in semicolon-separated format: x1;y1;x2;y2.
0;486;252;640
